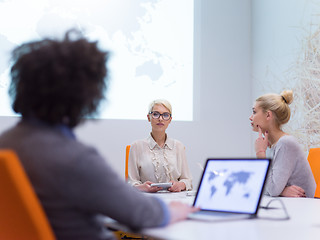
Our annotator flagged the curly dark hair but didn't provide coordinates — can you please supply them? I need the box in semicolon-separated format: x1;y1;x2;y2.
9;30;109;128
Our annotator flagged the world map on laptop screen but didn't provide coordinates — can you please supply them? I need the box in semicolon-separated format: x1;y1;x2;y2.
194;159;270;214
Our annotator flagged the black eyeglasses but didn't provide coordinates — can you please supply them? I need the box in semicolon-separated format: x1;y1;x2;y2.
149;111;171;120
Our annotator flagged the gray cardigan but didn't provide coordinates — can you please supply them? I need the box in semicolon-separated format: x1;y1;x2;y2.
266;135;316;198
0;120;169;240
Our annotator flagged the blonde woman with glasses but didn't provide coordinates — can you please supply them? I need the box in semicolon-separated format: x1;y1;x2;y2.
128;99;193;193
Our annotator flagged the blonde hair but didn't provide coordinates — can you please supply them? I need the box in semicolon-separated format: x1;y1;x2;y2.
148;99;172;114
256;90;293;128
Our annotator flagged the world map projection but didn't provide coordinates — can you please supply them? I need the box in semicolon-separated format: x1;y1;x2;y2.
0;0;194;120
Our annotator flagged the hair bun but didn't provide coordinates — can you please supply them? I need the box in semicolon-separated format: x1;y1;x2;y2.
280;90;293;105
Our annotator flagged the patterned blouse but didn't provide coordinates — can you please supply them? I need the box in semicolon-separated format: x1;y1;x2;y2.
128;134;193;190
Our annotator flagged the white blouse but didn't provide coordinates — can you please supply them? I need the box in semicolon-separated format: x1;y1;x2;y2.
128;134;193;190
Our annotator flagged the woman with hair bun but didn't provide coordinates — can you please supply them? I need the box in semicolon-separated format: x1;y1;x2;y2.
249;90;316;198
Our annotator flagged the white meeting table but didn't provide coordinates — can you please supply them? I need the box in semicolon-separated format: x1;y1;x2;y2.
139;191;320;240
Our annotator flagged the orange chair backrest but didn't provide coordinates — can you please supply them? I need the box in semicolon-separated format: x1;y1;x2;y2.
0;150;56;240
307;148;320;184
125;145;131;181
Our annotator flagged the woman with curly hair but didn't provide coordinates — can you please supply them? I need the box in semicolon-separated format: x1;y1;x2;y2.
0;30;197;240
249;90;316;198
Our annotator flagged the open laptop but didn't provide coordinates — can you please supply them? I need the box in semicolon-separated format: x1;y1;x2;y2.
188;158;271;221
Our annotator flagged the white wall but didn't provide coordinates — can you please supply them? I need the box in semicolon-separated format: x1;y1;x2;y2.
0;0;253;189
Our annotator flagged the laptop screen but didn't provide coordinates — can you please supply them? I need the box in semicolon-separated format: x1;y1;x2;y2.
193;158;271;214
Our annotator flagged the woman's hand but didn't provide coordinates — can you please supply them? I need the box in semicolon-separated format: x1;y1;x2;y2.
280;185;306;197
135;181;162;193
255;126;268;158
168;181;186;192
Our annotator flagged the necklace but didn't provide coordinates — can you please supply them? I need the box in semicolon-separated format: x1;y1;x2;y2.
151;132;167;148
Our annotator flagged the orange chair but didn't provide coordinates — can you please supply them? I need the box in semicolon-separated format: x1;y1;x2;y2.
0;150;56;240
307;148;320;198
125;145;131;181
